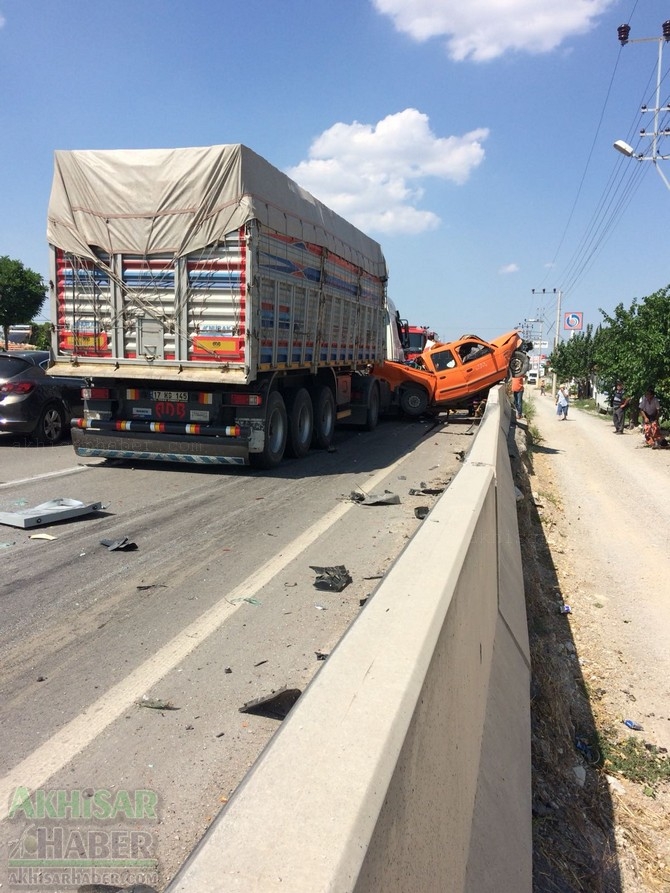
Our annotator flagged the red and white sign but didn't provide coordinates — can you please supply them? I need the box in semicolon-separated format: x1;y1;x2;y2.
564;312;583;331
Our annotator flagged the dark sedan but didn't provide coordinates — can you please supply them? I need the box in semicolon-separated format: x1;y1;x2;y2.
0;350;86;444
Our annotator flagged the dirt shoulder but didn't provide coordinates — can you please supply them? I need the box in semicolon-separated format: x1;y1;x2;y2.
513;391;670;892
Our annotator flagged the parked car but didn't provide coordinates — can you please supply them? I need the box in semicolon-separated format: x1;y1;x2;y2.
373;330;532;416
0;350;86;444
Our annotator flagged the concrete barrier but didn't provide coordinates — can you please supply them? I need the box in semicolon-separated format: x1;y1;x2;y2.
167;385;531;893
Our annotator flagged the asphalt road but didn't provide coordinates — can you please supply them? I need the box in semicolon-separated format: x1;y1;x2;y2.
0;415;473;890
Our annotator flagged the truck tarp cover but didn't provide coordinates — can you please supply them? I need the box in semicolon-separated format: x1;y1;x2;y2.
47;144;386;278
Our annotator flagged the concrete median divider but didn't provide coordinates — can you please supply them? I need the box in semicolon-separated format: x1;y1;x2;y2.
167;385;531;893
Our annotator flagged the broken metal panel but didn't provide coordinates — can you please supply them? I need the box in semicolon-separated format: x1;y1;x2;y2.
0;498;102;529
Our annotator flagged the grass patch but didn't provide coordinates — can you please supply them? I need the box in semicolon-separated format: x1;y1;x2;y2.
598;733;670;792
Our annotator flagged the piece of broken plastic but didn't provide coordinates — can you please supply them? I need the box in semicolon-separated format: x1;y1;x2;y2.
239;686;301;720
349;490;400;506
310;565;352;591
101;536;138;552
0;498;103;529
414;506;430;520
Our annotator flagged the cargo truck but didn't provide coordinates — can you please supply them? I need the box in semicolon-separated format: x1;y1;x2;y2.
46;144;404;468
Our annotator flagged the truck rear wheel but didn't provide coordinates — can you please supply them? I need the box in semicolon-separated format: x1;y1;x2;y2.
400;385;429;417
364;381;380;431
312;385;336;449
250;391;288;469
286;388;314;459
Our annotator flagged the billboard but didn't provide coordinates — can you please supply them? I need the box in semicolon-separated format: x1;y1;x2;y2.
564;312;583;331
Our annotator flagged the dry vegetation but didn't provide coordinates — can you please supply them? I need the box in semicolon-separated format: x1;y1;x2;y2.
512;424;670;893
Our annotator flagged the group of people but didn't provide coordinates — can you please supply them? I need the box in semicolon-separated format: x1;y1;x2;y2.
611;381;668;449
511;374;666;447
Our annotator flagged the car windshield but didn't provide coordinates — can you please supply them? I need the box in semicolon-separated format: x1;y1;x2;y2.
0;357;31;378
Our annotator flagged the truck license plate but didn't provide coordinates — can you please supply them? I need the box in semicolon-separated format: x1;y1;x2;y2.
149;390;189;402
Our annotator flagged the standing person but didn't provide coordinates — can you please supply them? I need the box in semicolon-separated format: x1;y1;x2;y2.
638;387;664;447
555;384;569;420
612;381;630;434
511;375;525;419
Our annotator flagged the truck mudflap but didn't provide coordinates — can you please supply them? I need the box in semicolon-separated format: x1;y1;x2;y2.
71;425;250;466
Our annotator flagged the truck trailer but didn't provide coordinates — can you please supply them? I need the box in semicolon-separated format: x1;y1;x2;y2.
47;144;404;467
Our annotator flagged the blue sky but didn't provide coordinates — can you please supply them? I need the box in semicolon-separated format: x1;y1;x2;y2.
1;0;669;346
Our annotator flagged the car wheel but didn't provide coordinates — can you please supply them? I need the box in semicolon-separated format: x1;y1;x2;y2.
32;403;66;445
400;385;429;417
509;350;530;377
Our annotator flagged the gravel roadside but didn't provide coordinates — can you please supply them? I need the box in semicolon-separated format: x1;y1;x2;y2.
514;389;670;892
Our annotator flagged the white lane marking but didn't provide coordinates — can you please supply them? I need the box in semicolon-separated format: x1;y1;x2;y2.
0;465;89;489
0;456;406;819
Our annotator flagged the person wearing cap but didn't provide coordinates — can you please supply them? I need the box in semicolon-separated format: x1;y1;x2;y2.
612;381;630;434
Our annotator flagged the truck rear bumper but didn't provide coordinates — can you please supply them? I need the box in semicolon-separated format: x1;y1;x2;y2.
71;427;249;465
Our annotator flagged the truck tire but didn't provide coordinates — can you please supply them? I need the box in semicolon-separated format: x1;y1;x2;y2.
312;385;336;449
286;388;314;459
399;385;429;417
364;381;381;431
509;350;530;377
250;391;288;469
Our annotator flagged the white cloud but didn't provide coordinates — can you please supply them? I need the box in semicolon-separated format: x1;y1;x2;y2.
499;263;520;275
287;109;488;235
372;0;614;62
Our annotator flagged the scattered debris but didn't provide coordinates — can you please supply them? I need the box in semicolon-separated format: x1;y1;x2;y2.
100;536;137;552
414;506;430;520
359;596;369;607
623;719;644;731
349;489;400;506
136;583;167;591
559;604;572;614
254;659;268;667
239;686;302;720
0;498;103;529
575;737;599;764
0;541;14;549
215;731;225;738
572;765;587;787
408;486;445;496
362;574;384;580
224;667;233;674
315;604;327;611
29;532;57;541
454;450;466;462
228;596;262;606
36;675;46;682
137;697;179;711
315;651;329;661
310;565;352;592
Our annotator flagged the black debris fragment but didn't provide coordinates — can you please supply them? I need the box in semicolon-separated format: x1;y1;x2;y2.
315;651;329;661
408;487;445;496
101;536;138;552
414;506;430;520
310;565;352;592
239;686;302;720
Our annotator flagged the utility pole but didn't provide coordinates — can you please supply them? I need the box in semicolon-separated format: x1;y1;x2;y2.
614;21;670;191
532;288;561;396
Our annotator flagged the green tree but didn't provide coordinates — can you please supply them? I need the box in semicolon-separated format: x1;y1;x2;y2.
0;256;47;349
31;321;53;351
547;325;596;395
592;286;670;417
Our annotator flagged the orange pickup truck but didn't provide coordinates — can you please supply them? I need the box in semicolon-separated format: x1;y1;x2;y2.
373;330;531;416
